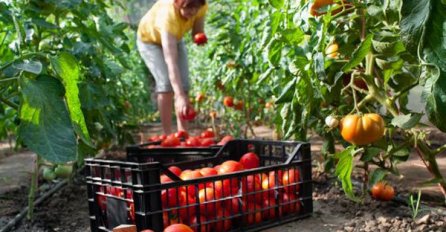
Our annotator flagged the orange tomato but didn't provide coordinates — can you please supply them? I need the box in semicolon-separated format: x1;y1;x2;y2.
371;181;395;201
339;113;385;145
163;223;193;232
223;96;234;107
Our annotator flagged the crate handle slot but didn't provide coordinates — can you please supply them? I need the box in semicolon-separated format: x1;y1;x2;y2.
284;143;303;165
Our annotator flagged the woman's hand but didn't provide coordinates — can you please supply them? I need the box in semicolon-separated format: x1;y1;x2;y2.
174;93;191;117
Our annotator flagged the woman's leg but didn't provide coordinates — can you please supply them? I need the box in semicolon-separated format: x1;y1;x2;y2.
157;92;174;135
176;40;190;132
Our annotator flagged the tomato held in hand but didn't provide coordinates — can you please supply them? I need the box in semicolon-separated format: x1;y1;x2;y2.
194;33;207;45
339;113;385;145
181;108;197;121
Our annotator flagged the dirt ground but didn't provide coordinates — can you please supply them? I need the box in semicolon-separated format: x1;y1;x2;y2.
1;124;446;232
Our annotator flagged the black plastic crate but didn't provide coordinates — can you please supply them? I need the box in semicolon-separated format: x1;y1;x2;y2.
86;139;312;232
126;141;222;163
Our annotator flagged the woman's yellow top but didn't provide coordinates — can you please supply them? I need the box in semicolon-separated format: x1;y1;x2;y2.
137;1;208;45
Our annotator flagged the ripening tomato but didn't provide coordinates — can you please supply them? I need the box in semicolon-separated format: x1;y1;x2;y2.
209;111;217;119
239;152;260;169
164;223;193;232
339;113;385;145
371;181;395;201
223;96;234;107
217;135;233;146
282;168;301;194
179;196;197;223
213;179;239;197
342;74;368;90
265;102;274;109
219;160;244;174
200;129;215;138
326;42;339;58
195;92;205;103
200;167;218;177
223;197;242;215
193;33;207;45
234;100;243;111
160;174;173;183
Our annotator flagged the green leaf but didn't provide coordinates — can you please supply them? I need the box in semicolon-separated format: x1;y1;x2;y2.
424;71;446;132
268;0;284;9
342;34;373;73
19;76;77;163
50;52;92;146
13;60;42;75
281;28;305;44
361;147;382;162
422;1;446;71
400;0;431;56
275;79;296;104
335;146;360;202
267;39;283;67
369;168;388;186
391;113;423;129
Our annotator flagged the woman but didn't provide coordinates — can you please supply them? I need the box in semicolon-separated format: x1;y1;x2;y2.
137;0;207;135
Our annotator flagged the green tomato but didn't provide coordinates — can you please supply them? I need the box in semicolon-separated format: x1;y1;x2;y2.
42;167;56;181
54;165;73;179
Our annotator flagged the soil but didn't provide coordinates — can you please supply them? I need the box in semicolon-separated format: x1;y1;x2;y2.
1;124;446;232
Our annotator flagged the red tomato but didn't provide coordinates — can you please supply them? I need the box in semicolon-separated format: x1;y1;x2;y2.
161;188;186;208
175;130;189;139
199;138;215;147
242;202;262;225
180;170;204;196
213;209;232;232
223;96;234;107
164;223;193;232
261;171;284;198
97;193;106;211
198;188;222;217
241;174;263;205
239;152;260;169
161;136;181;147
181;108;197;121
148;135;160;142
371;182;395;201
217;135;234;146
189;215;211;232
262;197;282;219
107;186;123;197
161;174;173;183
193;33;207;45
218;160;244;174
213;179;239;197
200;129;215;138
281;193;301;214
179;196;197;223
282;168;300;194
184;136;199;147
159;134;167;140
200;167;218;177
168;166;183;176
128;202;135;222
223;197;242;215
